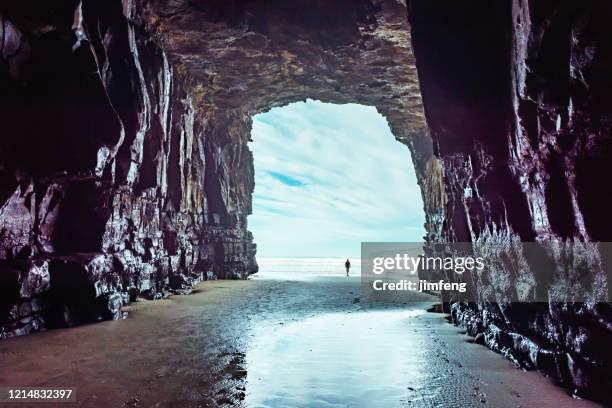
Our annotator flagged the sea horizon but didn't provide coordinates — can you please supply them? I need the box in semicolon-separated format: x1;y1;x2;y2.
255;257;362;277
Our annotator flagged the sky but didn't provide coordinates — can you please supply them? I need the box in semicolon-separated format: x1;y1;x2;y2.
248;100;425;258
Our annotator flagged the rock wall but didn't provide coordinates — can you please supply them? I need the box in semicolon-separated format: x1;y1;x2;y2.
410;0;612;403
0;0;257;337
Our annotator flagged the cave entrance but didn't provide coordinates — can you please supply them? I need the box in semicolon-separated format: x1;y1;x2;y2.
248;99;426;272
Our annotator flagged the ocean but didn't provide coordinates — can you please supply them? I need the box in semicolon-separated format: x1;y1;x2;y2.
255;257;362;278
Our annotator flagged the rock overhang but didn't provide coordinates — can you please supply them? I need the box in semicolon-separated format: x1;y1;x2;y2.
135;0;428;142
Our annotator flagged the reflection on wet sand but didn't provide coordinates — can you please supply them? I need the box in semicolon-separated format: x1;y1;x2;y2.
0;273;603;407
246;310;427;407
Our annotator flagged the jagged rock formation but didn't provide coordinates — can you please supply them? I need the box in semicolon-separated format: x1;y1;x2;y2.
0;0;259;337
1;0;611;403
410;0;612;403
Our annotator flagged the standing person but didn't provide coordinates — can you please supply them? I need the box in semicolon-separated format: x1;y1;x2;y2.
345;258;351;276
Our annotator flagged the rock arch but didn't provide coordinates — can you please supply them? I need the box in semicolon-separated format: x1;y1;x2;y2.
1;0;612;403
0;0;441;339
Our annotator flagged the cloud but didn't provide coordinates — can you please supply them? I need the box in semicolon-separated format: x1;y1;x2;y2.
249;99;426;257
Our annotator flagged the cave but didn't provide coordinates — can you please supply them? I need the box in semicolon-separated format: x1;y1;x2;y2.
1;0;612;404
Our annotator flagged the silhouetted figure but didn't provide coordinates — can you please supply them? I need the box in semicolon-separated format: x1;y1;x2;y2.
345;259;351;276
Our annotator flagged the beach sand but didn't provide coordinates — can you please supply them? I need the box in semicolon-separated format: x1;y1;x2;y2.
0;274;602;407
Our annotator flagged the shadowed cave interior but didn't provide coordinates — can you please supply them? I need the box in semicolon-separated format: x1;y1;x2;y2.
1;0;612;404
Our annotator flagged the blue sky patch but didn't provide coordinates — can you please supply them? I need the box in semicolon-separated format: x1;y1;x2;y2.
266;171;306;187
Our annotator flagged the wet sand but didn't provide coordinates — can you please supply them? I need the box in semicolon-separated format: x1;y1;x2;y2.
0;274;603;408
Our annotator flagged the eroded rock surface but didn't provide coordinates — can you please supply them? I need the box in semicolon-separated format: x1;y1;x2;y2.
1;0;611;404
0;0;260;337
410;0;612;403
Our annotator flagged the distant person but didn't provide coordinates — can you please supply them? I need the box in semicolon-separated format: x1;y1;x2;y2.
345;259;351;276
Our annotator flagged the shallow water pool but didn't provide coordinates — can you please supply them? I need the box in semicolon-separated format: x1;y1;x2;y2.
245;310;428;408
